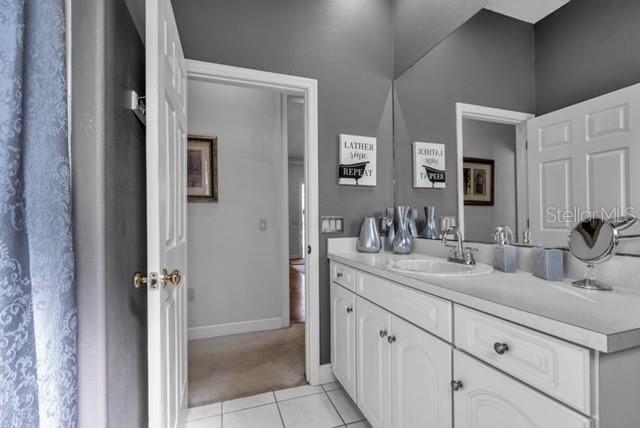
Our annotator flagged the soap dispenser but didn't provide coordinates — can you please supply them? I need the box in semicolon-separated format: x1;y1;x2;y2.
493;226;517;272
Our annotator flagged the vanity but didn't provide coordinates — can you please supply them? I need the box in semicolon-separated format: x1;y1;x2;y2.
328;239;640;428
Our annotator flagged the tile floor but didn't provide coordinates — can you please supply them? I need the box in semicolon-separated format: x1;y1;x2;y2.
186;382;370;428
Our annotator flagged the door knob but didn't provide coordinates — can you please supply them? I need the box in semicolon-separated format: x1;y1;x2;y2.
162;269;182;286
346;306;353;313
451;380;464;391
493;342;510;355
379;330;388;338
387;335;396;344
133;272;158;289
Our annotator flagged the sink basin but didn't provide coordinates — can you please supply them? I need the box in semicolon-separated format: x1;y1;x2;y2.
386;258;494;277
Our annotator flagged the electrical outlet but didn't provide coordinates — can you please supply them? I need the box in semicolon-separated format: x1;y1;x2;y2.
188;288;195;301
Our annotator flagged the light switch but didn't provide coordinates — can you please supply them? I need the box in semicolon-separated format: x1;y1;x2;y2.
259;218;268;231
321;216;344;234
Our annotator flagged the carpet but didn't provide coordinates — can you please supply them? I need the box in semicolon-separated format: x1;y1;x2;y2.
188;324;306;407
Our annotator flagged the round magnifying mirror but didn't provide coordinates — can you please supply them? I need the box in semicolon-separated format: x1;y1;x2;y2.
568;218;617;263
568;218;616;290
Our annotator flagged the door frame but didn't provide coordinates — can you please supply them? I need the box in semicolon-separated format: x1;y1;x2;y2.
455;103;535;240
185;59;322;384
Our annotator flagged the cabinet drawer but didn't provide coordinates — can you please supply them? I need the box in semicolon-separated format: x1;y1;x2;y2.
454;305;592;415
331;262;356;291
356;272;451;341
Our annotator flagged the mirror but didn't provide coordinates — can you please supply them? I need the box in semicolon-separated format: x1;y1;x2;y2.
393;3;640;254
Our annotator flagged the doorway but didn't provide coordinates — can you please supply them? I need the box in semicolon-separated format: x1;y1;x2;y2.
184;61;320;408
455;103;534;241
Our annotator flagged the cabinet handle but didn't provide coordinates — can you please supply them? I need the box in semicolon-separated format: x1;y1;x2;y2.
493;342;510;355
451;380;464;391
379;330;388;338
346;307;353;313
336;272;344;278
387;335;396;344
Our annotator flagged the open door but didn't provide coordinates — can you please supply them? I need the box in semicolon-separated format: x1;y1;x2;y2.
527;84;640;248
145;0;188;426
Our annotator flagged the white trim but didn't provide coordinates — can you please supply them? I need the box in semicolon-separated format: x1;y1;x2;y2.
280;94;291;328
455;103;535;240
188;317;285;340
318;364;337;385
186;59;322;385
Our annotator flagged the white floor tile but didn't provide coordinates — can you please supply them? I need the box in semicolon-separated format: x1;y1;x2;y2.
187;402;222;421
223;403;283;428
185;415;222;428
274;384;324;401
277;393;343;428
347;421;371;428
223;391;275;413
321;381;342;392
327;389;365;424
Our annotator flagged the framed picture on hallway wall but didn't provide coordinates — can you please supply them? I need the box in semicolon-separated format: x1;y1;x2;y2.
463;157;494;206
187;135;218;202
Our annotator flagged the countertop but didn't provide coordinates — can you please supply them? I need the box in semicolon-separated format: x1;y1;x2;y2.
328;249;640;353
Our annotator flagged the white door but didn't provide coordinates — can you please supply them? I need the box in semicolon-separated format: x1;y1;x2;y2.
146;0;188;426
390;316;451;428
356;297;391;428
453;351;590;428
330;283;357;399
527;84;640;247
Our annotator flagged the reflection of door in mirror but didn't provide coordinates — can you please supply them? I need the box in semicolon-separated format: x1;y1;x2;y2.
462;119;518;243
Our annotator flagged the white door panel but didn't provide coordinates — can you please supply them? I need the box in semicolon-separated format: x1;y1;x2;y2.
331;283;357;399
390;316;452;428
356;297;391;428
528;84;640;248
453;351;591;428
146;0;188;426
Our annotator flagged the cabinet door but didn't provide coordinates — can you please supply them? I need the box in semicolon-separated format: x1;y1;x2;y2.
356;297;391;428
453;351;591;428
331;282;357;399
390;316;452;428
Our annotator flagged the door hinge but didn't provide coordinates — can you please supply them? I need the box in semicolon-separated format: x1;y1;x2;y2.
526;218;530;229
307;245;312;255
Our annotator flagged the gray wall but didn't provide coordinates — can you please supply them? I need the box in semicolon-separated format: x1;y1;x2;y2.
535;0;640;114
462;119;517;243
172;0;394;364
392;0;486;77
393;10;534;226
73;0;148;426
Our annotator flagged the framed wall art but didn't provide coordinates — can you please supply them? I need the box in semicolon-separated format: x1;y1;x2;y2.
338;134;376;186
463;157;494;206
413;141;446;188
187;135;218;202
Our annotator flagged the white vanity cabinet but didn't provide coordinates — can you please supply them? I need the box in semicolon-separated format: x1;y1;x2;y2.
329;255;640;428
330;281;357;398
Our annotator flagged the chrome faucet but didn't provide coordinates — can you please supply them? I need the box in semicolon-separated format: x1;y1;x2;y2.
442;226;477;265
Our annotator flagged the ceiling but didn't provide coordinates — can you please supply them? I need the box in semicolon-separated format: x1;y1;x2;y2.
484;0;570;23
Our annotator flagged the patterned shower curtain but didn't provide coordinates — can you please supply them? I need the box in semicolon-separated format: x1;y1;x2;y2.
0;0;77;427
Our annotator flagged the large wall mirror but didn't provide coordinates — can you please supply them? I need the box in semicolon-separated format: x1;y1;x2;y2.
393;0;640;253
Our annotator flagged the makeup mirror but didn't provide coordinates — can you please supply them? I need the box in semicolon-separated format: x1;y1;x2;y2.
569;216;640;290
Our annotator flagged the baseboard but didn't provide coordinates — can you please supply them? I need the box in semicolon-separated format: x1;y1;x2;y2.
188;317;284;340
317;363;336;384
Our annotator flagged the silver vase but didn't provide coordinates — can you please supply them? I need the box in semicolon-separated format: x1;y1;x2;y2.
357;217;381;253
409;207;419;237
393;206;414;254
384;207;395;251
422;206;438;239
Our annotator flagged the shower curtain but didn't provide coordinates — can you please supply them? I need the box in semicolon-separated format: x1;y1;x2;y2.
0;0;77;426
